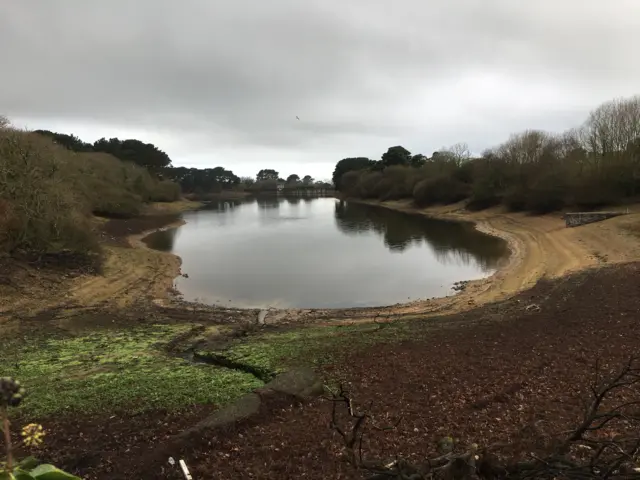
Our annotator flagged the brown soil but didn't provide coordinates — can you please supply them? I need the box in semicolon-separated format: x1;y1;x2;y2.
27;262;640;479
4;199;640;478
0;204;197;320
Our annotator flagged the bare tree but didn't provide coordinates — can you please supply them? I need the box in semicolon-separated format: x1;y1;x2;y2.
580;96;640;159
436;143;471;166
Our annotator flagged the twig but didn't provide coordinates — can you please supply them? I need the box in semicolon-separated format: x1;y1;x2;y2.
1;406;13;471
330;384;368;467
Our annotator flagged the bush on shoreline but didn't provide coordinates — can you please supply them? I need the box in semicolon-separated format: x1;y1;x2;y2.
334;95;640;213
0;126;180;260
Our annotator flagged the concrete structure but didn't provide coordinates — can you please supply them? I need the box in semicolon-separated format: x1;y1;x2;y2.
564;211;627;228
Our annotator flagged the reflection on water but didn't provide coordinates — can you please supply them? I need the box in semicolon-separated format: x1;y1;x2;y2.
257;196;279;209
143;196;509;309
144;226;178;252
334;201;507;270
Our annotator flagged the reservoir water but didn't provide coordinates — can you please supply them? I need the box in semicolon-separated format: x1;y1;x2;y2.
143;197;508;308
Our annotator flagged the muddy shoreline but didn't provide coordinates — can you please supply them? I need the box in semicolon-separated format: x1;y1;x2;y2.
120;197;640;325
3;198;640;327
127;199;521;321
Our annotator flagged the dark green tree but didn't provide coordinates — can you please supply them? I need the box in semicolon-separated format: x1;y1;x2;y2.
93;138;172;170
381;146;411;167
410;154;427;168
162;166;239;193
302;175;314;185
240;176;255;186
34;130;93;152
286;174;300;183
332;157;374;190
256;169;279;181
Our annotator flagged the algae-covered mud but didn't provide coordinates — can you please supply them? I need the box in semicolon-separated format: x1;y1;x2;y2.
1;325;261;416
1;312;428;418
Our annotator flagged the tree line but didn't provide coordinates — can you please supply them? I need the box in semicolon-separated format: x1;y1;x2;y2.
0;122;182;262
333;95;640;213
248;169;332;192
33;130;331;195
32;130;236;195
0;118;328;262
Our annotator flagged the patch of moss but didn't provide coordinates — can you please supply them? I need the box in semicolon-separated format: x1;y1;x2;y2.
217;321;419;374
1;313;442;419
1;324;262;417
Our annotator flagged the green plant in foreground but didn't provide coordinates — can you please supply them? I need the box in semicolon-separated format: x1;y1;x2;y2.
1;377;79;480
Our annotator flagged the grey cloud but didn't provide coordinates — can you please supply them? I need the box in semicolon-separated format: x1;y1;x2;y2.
1;0;640;175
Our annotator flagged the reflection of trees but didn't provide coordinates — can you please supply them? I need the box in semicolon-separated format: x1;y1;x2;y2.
334;201;508;269
207;199;243;213
284;195;301;205
256;196;281;210
142;227;178;252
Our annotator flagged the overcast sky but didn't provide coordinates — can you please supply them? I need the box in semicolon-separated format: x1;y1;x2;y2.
2;1;640;179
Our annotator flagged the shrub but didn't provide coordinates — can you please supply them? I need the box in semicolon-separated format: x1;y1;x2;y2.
0;129;99;256
339;170;364;197
0;126;182;259
90;189;143;218
503;186;529;211
377;166;419;200
413;175;470;207
149;180;182;202
467;181;503;210
525;173;568;214
571;173;620;209
355;171;384;199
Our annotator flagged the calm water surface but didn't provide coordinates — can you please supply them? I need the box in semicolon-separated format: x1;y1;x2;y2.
144;197;509;308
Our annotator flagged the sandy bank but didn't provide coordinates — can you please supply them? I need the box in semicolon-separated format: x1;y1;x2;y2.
4;198;640;324
0;201;202;318
331;199;640;320
140;198;640;324
63;202;203;309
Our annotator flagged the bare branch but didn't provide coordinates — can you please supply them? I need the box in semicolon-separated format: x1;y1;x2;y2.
329;358;640;480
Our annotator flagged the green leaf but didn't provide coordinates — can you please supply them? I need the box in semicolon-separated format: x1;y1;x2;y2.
17;458;39;470
28;465;80;480
0;471;15;480
13;470;37;480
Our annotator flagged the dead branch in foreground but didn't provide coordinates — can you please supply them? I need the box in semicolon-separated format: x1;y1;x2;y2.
329;358;640;480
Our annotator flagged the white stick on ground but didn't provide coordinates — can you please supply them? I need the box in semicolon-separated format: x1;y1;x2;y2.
179;459;193;480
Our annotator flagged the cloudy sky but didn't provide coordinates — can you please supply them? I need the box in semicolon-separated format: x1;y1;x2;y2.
2;1;640;180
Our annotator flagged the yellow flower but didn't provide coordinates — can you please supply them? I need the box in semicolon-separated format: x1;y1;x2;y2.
21;423;45;447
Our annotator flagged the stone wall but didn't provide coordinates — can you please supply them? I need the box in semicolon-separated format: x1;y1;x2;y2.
564;212;626;228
